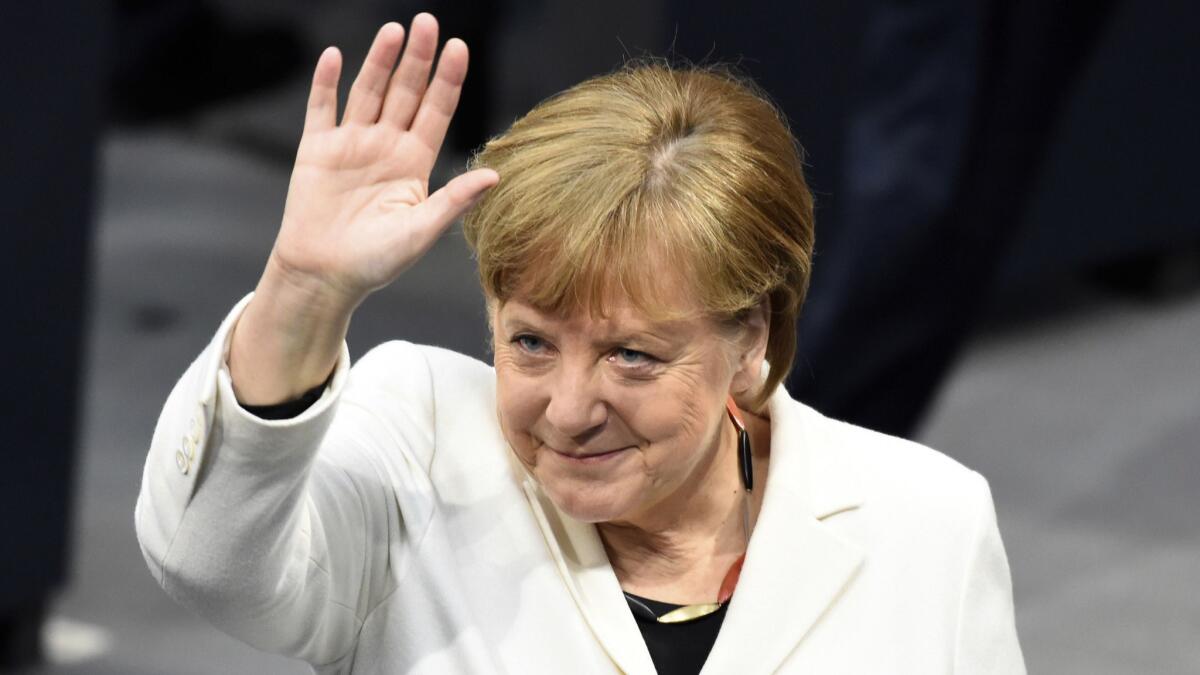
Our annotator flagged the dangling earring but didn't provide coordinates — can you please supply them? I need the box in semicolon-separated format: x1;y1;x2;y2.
725;396;753;492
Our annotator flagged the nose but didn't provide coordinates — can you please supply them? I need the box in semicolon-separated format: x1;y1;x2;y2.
543;363;607;440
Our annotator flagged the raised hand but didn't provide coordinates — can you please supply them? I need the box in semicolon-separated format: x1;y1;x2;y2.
271;14;498;302
230;15;496;404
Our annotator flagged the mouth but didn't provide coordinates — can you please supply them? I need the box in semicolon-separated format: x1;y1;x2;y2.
551;446;632;464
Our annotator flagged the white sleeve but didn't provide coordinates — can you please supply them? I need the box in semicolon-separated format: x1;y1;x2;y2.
134;294;437;668
953;474;1027;674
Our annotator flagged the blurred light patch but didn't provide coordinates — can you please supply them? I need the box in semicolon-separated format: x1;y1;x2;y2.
42;617;112;665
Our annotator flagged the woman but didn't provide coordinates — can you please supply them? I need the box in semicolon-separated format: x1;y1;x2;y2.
136;14;1025;674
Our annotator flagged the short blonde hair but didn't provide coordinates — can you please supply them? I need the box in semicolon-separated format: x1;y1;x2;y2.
462;62;814;410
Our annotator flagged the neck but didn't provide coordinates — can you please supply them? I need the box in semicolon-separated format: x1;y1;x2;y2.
598;416;751;604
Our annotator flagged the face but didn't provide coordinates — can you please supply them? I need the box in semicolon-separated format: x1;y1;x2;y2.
491;281;765;525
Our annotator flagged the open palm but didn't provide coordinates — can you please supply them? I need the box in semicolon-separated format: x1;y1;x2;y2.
272;15;498;301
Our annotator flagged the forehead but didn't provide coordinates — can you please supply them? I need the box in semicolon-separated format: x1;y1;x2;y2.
489;220;720;318
497;251;709;322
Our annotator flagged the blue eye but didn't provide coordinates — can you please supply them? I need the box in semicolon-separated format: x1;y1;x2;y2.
514;334;545;352
612;348;652;366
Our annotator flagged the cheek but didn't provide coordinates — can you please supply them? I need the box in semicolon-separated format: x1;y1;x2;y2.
677;370;715;434
494;365;545;458
615;368;719;455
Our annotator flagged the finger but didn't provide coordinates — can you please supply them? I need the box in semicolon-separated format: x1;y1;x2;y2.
342;22;406;125
410;168;499;238
409;38;469;155
304;47;342;133
380;13;439;129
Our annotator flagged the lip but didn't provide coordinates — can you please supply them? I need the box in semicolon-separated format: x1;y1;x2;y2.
551;446;632;464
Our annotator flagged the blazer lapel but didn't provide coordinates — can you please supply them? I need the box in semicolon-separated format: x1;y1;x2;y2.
522;478;657;675
700;508;863;673
702;395;866;674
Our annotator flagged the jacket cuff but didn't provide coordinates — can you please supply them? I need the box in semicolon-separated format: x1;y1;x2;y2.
135;293;352;578
211;294;352;460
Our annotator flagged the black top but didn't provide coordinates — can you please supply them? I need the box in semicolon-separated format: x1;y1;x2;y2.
243;388;726;673
624;593;727;674
239;381;328;420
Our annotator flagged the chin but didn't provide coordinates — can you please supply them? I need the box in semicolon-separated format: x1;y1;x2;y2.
537;474;636;524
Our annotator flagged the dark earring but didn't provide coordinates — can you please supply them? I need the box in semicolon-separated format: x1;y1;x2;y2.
725;397;754;492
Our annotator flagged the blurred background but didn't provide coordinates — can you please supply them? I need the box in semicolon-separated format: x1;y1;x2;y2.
3;0;1198;673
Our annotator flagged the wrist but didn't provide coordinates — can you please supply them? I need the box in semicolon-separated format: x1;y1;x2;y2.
228;259;357;405
261;251;367;319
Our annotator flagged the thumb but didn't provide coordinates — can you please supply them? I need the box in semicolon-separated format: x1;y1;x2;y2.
414;168;499;235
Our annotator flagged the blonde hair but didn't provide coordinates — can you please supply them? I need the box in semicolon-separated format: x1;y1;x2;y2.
462;62;814;410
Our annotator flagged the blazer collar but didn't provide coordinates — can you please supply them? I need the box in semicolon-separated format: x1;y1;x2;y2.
519;386;865;674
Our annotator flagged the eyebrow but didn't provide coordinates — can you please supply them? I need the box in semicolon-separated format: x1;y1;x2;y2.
603;328;678;346
499;317;543;335
500;313;683;348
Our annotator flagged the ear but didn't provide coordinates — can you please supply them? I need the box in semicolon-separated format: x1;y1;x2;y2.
728;298;770;398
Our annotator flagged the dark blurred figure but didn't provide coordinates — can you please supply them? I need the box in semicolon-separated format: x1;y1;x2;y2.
429;0;500;156
670;0;1116;437
0;4;107;668
791;0;1115;437
111;0;305;124
0;1;304;665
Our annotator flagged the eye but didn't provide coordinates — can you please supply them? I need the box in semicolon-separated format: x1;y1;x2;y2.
610;347;655;367
512;334;547;354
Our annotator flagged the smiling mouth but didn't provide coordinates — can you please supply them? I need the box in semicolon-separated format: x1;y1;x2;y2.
552;446;631;464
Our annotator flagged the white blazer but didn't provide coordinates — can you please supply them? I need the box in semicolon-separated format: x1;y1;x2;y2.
136;295;1025;674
